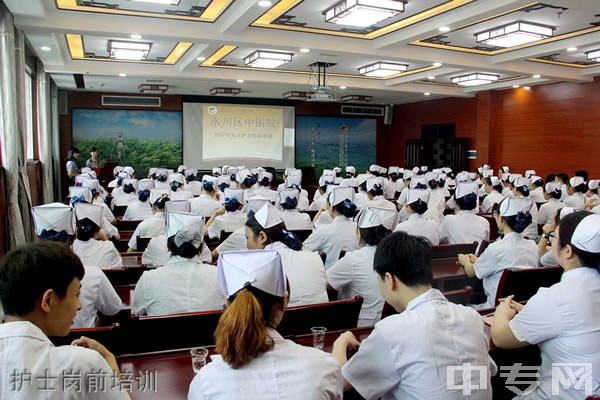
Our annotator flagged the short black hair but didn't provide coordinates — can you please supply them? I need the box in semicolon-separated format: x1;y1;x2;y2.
360;225;391;246
373;231;433;287
0;241;84;316
90;147;98;152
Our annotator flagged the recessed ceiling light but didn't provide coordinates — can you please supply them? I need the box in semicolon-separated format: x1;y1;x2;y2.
427;76;435;80
439;26;450;32
513;84;520;88
300;48;310;53
424;92;431;96
339;86;347;89
119;73;127;77
237;79;245;83
40;46;51;51
532;74;541;78
258;0;272;7
524;86;531;91
566;47;577;52
131;34;142;39
196;56;206;61
433;62;442;67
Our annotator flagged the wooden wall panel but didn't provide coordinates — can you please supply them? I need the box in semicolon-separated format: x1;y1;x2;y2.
26;160;42;207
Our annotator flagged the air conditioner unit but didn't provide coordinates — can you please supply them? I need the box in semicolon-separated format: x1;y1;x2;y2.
307;86;336;102
341;105;385;116
101;95;161;107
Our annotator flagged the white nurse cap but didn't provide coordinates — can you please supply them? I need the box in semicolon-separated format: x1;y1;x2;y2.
218;250;287;298
499;196;533;217
74;202;103;227
166;211;204;248
455;182;478;199
138;179;155;191
32;203;75;235
149;188;170;204
570;176;585;187
407;188;430;204
165;200;191;215
570;214;600;253
327;186;355;206
357;206;399;230
69;186;92;203
246;195;271;214
254;203;284;229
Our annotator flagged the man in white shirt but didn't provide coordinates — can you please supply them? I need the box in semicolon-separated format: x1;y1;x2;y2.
332;231;495;400
0;241;130;399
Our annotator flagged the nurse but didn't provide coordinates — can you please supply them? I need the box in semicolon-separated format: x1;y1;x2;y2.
111;177;138;208
458;196;539;309
253;170;279;203
327;206;398;326
183;168;202;196
512;176;540;240
564;176;587;208
122;178;154;221
188;250;342;399
439;182;490;244
0;241;131;399
303;186;360;269
480;176;505;214
278;188;313;231
538;181;565;225
169;173;193;201
132;212;223;316
331;231;494;399
205;188;247;240
189;175;222;217
32;203;122;328
245;203;328;307
72;203;122;269
394;189;440;245
491;211;600;400
127;189;169;252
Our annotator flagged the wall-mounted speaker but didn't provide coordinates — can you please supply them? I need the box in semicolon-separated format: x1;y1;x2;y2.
384;104;394;125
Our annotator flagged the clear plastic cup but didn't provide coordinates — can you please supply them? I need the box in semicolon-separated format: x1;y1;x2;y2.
311;326;327;349
190;347;209;373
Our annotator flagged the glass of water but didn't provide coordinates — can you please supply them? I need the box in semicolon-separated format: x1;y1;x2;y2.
311;326;327;349
190;347;209;373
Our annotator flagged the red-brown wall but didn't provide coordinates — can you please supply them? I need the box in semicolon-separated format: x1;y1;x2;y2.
382;77;600;179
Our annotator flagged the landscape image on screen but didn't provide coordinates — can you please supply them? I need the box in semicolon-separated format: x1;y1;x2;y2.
295;116;376;178
72;109;183;176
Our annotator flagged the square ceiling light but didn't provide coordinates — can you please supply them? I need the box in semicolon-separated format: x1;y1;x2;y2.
283;91;311;100
244;51;293;69
139;84;168;94
324;0;405;28
210;87;241;96
475;21;553;48
108;40;152;61
359;62;408;77
586;49;600;62
341;94;373;102
451;73;499;86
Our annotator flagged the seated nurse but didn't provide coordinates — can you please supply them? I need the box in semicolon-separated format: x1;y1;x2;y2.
491;211;600;400
188;250;342;399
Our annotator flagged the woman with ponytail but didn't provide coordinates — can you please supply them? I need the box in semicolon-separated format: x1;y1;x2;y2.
458;196;539;309
278;188;313;231
394;189;440;245
123;178;154;221
190;175;222;217
439;182;490;245
246;204;328;307
538;182;565;225
512;176;540;240
481;176;505;214
327;206;397;326
491;211;600;400
205;188;247;240
188;250;342;399
304;187;360;269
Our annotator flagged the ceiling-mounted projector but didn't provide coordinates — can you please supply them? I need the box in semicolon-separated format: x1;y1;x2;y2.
307;86;336;102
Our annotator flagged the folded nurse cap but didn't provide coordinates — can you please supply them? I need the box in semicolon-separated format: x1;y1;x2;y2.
319;172;335;187
155;168;169;178
212;167;222;175
560;207;577;220
278;188;299;204
545;182;561;193
69;186;92;203
455;182;478;199
455;172;471;184
74;202;104;227
570;214;600;253
499;196;533;217
218;250;287;298
148;167;158;176
80;178;100;194
366;176;384;192
138;179;155;191
345;166;356;174
177;165;187;173
113;166;124;175
168;173;185;185
570;176;585;187
514;177;531;188
122;178;139;191
369;164;381;173
124;166;135;176
327;186;355;206
530;176;543;184
202;175;218;185
424;172;438;182
32;203;75;235
246;195;271;214
166;211;204;248
149;188;170;204
402;171;413;180
589;180;599;190
184;168;198;178
236;169;252;183
409;176;427;189
388;166;400;175
255;203;284;229
165;200;191;215
356;173;369;185
482;169;493;178
508;174;522;184
358;206;399;230
525;169;536;178
332;167;342;174
407;188;430;204
224;187;245;203
285;173;302;188
259;171;273;182
489;176;500;186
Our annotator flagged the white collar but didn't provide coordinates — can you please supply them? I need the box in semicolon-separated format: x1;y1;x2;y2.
0;321;52;345
168;255;200;264
561;266;598;282
406;288;446;311
502;232;522;240
408;213;424;221
265;241;287;251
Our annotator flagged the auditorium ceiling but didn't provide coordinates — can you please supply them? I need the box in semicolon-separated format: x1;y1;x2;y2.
5;0;600;104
